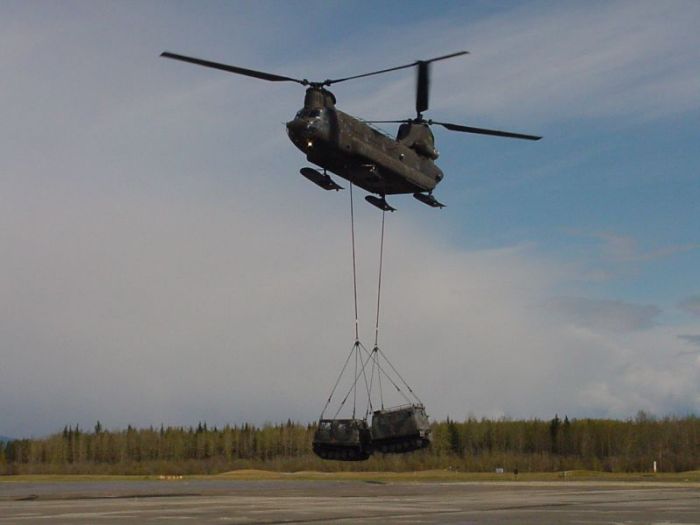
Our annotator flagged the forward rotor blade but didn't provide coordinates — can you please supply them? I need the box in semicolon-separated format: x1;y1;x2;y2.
433;121;542;141
160;52;306;85
325;50;468;85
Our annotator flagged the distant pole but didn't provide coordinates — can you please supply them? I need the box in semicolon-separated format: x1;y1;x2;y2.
653;460;657;473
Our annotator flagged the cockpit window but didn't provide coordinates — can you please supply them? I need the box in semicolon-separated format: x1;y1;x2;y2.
296;108;323;119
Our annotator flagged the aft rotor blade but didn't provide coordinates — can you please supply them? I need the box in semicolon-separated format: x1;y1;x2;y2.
325;50;468;85
362;120;410;124
416;61;430;114
160;52;306;85
433;121;542;141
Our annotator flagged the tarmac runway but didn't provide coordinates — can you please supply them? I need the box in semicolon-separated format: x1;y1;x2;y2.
1;479;699;524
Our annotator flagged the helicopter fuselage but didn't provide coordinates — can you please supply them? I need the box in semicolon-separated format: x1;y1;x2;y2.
286;88;443;196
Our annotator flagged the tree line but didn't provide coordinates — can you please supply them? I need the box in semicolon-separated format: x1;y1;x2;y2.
1;415;697;475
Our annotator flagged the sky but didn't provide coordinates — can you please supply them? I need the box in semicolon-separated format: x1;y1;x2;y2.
1;0;699;438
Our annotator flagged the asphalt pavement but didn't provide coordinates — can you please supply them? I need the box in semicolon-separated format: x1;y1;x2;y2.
1;479;698;523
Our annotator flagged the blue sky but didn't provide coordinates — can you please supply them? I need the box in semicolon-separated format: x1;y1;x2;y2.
1;0;699;437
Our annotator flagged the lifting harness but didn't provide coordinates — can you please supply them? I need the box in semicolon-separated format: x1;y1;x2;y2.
318;183;423;423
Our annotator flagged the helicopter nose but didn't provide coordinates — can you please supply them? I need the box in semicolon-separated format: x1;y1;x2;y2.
287;118;323;147
286;118;308;137
287;118;307;133
286;119;316;150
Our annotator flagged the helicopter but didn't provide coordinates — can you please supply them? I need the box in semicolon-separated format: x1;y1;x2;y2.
161;50;541;211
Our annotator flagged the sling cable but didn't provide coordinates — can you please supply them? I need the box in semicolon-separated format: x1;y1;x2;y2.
312;184;431;462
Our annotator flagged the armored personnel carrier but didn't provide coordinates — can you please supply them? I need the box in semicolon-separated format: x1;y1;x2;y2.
370;404;431;453
312;418;372;461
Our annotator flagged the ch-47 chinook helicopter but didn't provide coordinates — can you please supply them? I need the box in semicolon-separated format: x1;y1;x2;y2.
161;50;541;211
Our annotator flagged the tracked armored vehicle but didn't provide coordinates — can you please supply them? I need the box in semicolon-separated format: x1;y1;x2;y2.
312;418;372;461
371;404;431;453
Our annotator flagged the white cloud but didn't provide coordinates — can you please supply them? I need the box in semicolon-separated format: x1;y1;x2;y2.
558;231;700;285
678;296;700;318
3;177;699;435
579;232;700;263
2;1;700;438
546;297;660;333
335;1;700;125
677;335;700;349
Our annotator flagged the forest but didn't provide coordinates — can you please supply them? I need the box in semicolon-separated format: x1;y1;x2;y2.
1;415;697;475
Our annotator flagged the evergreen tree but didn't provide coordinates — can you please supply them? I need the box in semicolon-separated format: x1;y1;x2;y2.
549;415;561;454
